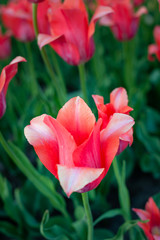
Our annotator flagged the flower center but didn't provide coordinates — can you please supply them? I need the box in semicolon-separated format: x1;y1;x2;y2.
152;226;160;236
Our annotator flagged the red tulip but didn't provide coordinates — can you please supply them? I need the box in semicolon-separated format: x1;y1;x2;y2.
148;26;160;61
24;95;134;197
98;0;147;41
37;0;113;65
92;87;133;155
0;27;11;60
1;0;35;42
133;0;144;7
0;57;26;118
133;197;160;240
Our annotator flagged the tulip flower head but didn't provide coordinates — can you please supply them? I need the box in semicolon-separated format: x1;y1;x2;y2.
93;87;133;155
148;26;160;61
24;90;134;197
0;27;11;60
133;0;144;7
98;0;147;41
0;57;26;118
1;0;35;42
37;0;113;65
133;197;160;240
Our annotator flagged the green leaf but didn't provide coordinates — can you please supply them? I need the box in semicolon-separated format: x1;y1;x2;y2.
40;210;72;240
94;209;123;226
0;132;69;219
15;189;39;230
104;220;140;240
0;221;21;239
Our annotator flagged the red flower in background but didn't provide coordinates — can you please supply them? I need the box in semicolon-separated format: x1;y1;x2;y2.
133;0;144;7
1;0;35;42
133;197;160;240
98;0;147;41
93;87;133;155
24;94;134;197
148;26;160;61
0;27;11;60
37;0;113;65
0;57;26;118
28;0;45;3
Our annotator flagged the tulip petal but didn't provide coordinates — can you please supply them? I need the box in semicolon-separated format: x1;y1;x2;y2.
110;87;133;113
101;113;135;141
0;91;6;118
38;33;63;49
100;113;134;170
92;95;104;106
145;198;160;218
148;44;160;61
0;56;26;94
43;115;77;167
24;114;59;178
57;164;105;197
133;208;150;221
135;6;148;17
89;6;113;39
73;119;102;168
57;97;96;145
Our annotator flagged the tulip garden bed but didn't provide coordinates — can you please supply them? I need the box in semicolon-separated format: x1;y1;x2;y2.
0;0;160;240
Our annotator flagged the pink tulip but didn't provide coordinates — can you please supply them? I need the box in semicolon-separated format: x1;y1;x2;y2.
0;57;26;118
93;87;133;155
133;197;160;240
1;0;35;42
98;0;147;41
0;27;11;60
148;26;160;61
37;0;113;65
24;94;134;197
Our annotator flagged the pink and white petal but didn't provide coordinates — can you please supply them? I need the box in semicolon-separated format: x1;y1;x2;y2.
63;0;87;18
101;113;135;141
119;128;133;146
135;6;148;17
92;94;104;106
73;119;102;168
57;97;96;145
110;87;129;112
0;91;6;118
24;114;59;178
0;56;26;94
133;208;150;221
57;164;105;197
43;115;77;167
145;198;160;217
148;44;158;61
88;6;113;39
38;33;63;49
154;236;160;240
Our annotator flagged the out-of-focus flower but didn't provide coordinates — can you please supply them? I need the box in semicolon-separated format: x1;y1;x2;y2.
1;0;35;42
28;0;45;3
98;0;147;41
133;197;160;240
24;94;134;197
133;0;144;7
37;0;113;65
0;27;11;60
93;87;133;155
0;57;26;118
148;26;160;61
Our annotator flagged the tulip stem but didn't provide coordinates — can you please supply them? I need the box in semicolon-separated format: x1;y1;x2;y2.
78;64;89;104
122;39;135;98
82;192;93;240
32;3;66;106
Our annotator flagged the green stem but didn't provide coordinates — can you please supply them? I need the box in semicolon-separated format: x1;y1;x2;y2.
122;40;135;98
78;64;88;104
25;42;38;95
32;3;66;106
81;192;93;240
